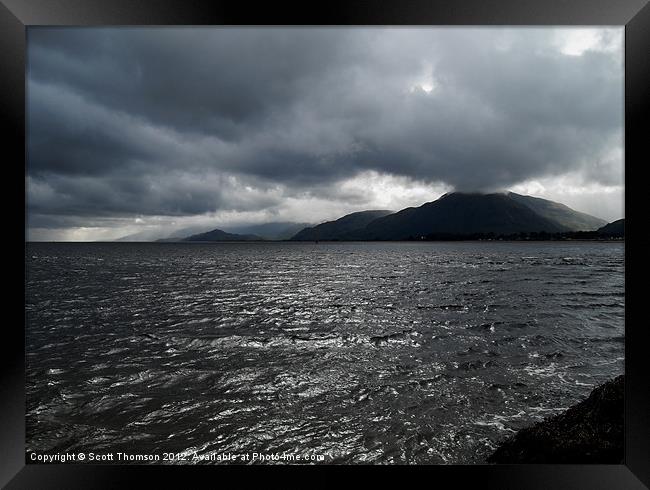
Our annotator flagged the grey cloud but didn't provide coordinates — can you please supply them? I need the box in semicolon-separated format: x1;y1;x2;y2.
28;171;283;218
27;27;623;233
29;28;355;137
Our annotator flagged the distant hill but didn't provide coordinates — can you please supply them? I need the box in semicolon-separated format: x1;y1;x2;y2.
507;192;607;231
117;225;213;242
291;210;393;241
146;222;310;242
155;237;184;242
597;219;624;237
183;228;262;242
115;230;162;242
222;222;312;240
352;192;572;240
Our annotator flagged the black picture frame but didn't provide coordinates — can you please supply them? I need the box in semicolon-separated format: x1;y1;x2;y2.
3;0;649;487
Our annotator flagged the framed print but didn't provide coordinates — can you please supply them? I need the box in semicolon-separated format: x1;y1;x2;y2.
2;0;649;488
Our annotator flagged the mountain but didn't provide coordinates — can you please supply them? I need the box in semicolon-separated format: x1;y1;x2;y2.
115;230;163;242
291;210;394;241
116;225;213;242
183;228;263;242
597;219;624;237
507;192;607;231
222;222;312;240
352;192;572;240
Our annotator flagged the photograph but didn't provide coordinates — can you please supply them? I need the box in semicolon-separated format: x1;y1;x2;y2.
25;25;626;466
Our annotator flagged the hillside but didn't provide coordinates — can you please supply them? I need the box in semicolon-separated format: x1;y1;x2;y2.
222;222;312;240
354;193;570;240
291;210;393;241
507;192;607;231
597;219;624;237
183;228;262;242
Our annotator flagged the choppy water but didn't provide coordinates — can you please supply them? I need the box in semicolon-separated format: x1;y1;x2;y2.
26;241;624;464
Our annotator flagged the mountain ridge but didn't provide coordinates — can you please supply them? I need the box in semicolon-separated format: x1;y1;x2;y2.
353;192;568;240
183;228;263;242
507;192;607;231
291;210;394;241
221;222;312;240
597;219;624;237
166;192;609;242
289;192;607;241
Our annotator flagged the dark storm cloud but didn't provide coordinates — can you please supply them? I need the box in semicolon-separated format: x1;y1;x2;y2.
27;27;623;229
28;171;282;218
28;28;352;139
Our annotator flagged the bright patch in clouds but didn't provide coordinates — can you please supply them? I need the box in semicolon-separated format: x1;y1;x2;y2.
338;171;449;211
408;61;436;94
554;27;622;56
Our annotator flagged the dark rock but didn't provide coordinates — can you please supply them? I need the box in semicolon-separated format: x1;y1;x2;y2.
487;375;624;464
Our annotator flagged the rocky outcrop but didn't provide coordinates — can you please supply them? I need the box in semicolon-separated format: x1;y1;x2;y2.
487;375;624;464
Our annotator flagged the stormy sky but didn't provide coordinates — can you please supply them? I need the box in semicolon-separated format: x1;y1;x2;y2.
27;27;624;241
